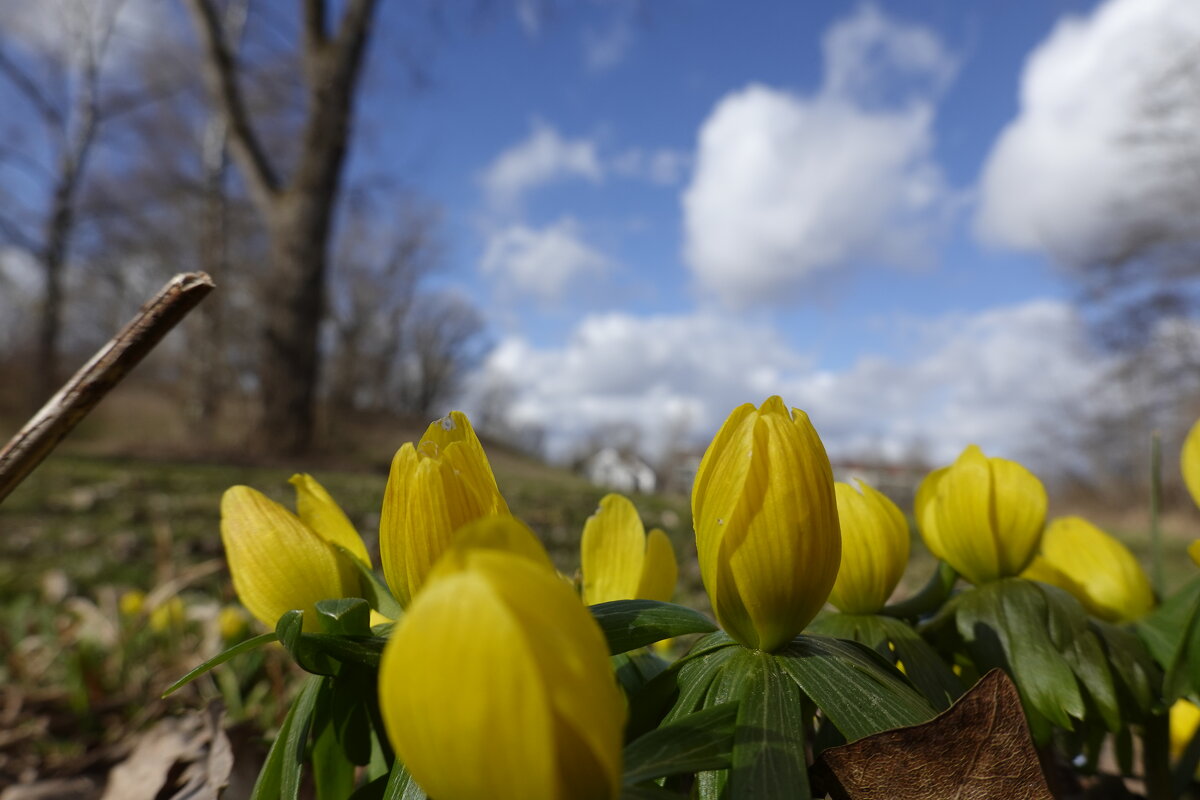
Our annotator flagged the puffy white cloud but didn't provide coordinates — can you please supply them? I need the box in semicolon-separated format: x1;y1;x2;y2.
481;122;603;213
611;147;690;185
584;11;634;72
682;5;955;309
975;0;1200;263
481;217;610;302
466;299;1110;470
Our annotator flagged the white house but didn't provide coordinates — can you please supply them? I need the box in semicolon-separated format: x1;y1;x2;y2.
584;447;657;494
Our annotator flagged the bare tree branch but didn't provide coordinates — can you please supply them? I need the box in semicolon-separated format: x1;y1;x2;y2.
303;0;327;50
183;0;280;210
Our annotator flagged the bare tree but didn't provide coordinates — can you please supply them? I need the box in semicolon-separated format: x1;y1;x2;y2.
185;0;380;453
400;292;487;417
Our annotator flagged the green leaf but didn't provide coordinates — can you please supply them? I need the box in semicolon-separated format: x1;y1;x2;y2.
620;786;686;800
614;649;670;696
952;579;1083;731
1138;574;1200;701
331;667;375;765
1091;619;1160;718
664;641;740;724
275;611;338;676
281;676;325;800
300;633;386;669
316;598;372;636
337;544;404;621
312;699;356;800
777;634;935;742
250;686;298;800
726;653;810;800
881;561;959;620
382;758;427;800
589;600;718;654
623;702;738;784
808;613;962;711
161;632;277;697
1041;585;1120;732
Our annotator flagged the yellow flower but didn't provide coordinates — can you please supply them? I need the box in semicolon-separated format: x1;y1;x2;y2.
218;605;248;640
119;590;145;617
379;548;625;800
380;411;509;608
1183;417;1200;509
220;486;359;631
1191;540;1200;568
149;596;186;632
1171;699;1200;763
288;473;371;566
916;445;1046;586
581;494;677;604
828;480;910;614
1021;516;1154;624
693;397;841;652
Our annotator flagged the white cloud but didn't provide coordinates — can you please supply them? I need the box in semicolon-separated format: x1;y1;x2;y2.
611;147;690;185
481;122;604;213
584;12;635;72
975;0;1200;263
466;299;1110;472
481;218;610;302
682;5;956;309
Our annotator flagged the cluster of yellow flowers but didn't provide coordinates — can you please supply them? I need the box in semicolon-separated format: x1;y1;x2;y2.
219;400;1200;798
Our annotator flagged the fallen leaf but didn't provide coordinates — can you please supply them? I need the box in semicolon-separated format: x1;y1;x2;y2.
812;669;1053;800
100;704;232;800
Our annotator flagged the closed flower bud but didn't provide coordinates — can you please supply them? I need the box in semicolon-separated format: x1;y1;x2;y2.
1021;516;1154;624
693;397;841;652
828;480;910;614
220;486;360;631
379;549;625;800
916;445;1046;586
1183;417;1200;510
1171;699;1200;766
380;411;509;608
581;494;678;604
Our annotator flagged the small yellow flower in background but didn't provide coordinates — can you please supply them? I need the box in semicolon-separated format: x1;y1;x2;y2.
1191;540;1200;568
218;605;248;640
581;493;677;604
119;590;145;617
1183;417;1200;509
1021;516;1155;624
1170;698;1200;763
693;397;841;652
380;411;509;608
828;480;910;615
379;548;625;800
289;473;371;566
149;596;186;632
220;486;360;632
916;445;1046;586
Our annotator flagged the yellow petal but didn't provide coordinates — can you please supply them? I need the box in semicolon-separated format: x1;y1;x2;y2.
1170;698;1200;762
828;480;910;614
379;550;624;800
1191;540;1200;568
220;486;358;631
694;398;841;651
289;473;371;567
581;494;647;604
988;457;1047;577
1022;516;1154;623
380;411;509;608
1183;418;1200;509
914;466;948;561
448;514;556;572
636;529;678;603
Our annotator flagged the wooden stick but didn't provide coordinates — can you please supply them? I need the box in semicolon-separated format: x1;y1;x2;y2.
0;272;215;504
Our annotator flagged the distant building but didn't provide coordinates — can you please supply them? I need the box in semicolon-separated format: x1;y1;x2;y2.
831;460;929;509
584;447;658;494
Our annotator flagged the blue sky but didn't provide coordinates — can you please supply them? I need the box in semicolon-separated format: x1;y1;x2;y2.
334;0;1200;467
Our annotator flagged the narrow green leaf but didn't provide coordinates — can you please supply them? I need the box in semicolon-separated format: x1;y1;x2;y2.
727;653;810;800
695;649;757;800
162;632;277;697
664;642;740;724
250;688;298;800
382;758;427;800
337;544;404;621
623;702;738;784
620;786;686;800
589;599;718;654
300;633;386;668
281;676;325;800
331;667;375;765
1137;574;1200;700
777;634;935;742
1040;585;1120;731
881;561;958;620
1091;620;1159;718
276;610;305;652
312;702;356;800
614;649;670;696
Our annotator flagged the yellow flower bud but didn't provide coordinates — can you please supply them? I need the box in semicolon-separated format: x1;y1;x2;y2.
380;411;509;608
288;473;371;566
1183;417;1200;509
1171;698;1200;764
828;480;910;614
149;596;186;632
1191;540;1200;569
1020;516;1154;624
916;445;1046;585
218;605;248;640
581;494;678;604
379;549;625;800
693;397;841;652
220;486;360;631
119;590;145;617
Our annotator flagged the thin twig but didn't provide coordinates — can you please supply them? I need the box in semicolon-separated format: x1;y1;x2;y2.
0;271;215;504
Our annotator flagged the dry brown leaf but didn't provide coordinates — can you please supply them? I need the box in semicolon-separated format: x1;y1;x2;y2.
813;669;1053;800
100;704;231;800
